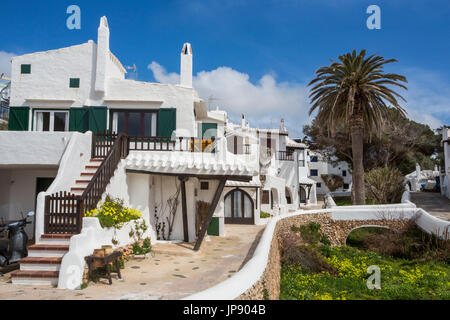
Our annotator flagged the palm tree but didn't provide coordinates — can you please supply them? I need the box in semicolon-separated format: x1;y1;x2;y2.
308;50;407;205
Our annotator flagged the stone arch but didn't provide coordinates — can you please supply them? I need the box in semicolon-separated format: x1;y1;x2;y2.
345;225;394;245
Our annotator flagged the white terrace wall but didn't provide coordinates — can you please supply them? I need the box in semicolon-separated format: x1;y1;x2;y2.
35;132;92;241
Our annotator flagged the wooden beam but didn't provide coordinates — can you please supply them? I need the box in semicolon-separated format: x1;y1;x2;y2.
126;169;253;182
193;178;226;251
179;176;189;242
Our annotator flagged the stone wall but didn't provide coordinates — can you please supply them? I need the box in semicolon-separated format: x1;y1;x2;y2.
237;212;411;300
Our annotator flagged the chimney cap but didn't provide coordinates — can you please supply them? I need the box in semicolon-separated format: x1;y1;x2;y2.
181;43;192;55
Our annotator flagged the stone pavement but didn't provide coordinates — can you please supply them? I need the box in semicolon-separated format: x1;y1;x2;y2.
410;192;450;221
0;224;265;300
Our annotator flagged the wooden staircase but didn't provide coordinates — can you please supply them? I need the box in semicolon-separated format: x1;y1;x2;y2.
11;133;129;286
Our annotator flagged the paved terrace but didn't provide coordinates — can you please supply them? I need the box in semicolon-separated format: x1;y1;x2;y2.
410;191;450;221
0;224;264;300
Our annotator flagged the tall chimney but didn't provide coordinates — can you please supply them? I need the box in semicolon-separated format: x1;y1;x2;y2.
280;118;285;131
95;16;110;94
180;43;192;87
241;114;245;128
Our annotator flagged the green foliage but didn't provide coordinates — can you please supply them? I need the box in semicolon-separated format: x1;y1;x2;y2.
303;108;441;175
85;195;142;229
280;245;450;300
320;174;343;192
129;219;152;256
260;211;271;218
334;197;374;206
290;222;330;246
365;167;405;204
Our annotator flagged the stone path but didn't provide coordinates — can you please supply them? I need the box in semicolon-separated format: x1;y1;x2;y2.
410;192;450;221
0;224;265;300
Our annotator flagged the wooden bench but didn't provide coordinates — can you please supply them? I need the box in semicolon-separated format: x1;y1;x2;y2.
85;251;122;285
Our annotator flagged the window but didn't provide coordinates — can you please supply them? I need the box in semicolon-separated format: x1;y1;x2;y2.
285;187;292;204
224;189;254;222
21;64;31;74
310;156;318;162
310;169;318;176
34;110;69;132
69;78;80;88
200;181;209;190
316;183;322;188
342;170;347;177
111;110;157;136
261;190;270;204
343;183;349;190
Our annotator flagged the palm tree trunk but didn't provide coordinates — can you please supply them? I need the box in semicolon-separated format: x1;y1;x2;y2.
350;114;366;205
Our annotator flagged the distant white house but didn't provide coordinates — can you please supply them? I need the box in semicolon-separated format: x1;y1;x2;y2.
440;126;450;199
307;151;352;197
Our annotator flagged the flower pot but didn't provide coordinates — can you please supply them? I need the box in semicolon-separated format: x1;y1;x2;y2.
102;245;113;255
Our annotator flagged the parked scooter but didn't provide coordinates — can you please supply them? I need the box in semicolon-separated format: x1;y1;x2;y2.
0;211;34;267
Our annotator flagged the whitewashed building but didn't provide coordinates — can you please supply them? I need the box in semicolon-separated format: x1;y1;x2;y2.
307;151;352;197
0;16;315;287
440;126;450;199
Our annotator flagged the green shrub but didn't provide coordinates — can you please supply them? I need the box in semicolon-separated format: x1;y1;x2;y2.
85;195;141;229
365;167;405;204
260;211;271;218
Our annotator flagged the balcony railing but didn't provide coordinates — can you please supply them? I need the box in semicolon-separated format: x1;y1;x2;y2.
276;150;294;161
128;136;217;153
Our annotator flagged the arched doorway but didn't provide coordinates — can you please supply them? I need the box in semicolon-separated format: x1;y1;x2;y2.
299;186;307;204
224;189;254;224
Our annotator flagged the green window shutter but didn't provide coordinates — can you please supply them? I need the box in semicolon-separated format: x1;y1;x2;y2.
207;217;220;236
69;107;89;132
157;108;176;137
88;106;107;134
200;122;217;139
69;78;80;88
21;64;31;74
8;106;29;131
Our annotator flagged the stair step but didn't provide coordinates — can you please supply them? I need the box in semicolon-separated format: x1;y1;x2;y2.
20;257;62;265
90;158;104;162
85;165;100;169
11;270;59;285
75;179;91;184
41;234;75;240
71;187;85;191
80;172;95;176
19;257;62;271
28;244;69;251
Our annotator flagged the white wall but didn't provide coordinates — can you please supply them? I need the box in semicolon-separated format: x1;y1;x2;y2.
0;131;73;166
0;168;58;238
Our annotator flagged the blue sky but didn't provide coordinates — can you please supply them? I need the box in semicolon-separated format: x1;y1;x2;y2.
1;0;449;136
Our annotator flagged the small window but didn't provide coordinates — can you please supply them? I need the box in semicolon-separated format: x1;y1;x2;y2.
342;170;347;177
69;78;80;88
316;183;322;188
310;156;318;162
21;64;31;74
200;181;209;190
310;169;318;176
343;183;350;190
262;190;270;204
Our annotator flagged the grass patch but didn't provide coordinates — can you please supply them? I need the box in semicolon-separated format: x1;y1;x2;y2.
334;197;375;206
280;245;450;300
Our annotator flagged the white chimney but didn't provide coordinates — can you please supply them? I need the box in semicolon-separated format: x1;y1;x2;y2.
180;43;192;87
95;16;110;94
280;118;285;131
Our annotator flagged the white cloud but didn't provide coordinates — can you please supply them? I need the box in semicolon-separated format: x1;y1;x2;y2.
401;68;450;129
148;61;310;137
148;62;450;136
0;51;16;77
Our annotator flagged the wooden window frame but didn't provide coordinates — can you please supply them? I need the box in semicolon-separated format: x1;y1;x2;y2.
110;109;158;136
224;188;254;224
